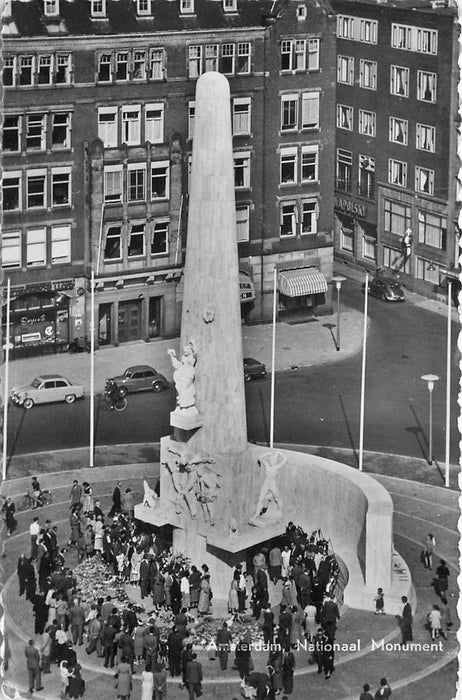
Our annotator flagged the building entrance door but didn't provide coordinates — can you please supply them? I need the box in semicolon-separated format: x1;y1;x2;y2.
118;300;142;343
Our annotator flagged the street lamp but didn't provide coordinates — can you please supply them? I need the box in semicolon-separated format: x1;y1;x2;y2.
440;269;457;487
332;275;346;351
421;374;439;466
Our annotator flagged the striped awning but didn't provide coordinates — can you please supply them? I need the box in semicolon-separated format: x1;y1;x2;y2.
278;268;328;297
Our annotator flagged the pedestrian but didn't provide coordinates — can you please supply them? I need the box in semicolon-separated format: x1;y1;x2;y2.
152;569;165;611
103;622;117;668
133;621;146;668
397;596;413;644
262;606;275;645
374;588;385;614
17;553;28;596
60;659;73;699
228;578;239;614
153;661;167;700
69;480;82;508
82;482;93;515
303;602;317;642
115;655;132;700
121;488;134;520
180;570;191;610
281;648;295;695
278;604;292;651
235;636;251;679
245;671;271;700
69;507;81;547
321;638;335;679
440;595;452;638
189;565;201;609
321;594;340;639
267;649;283;695
25;639;43;694
281;545;291;578
216;621;232;670
198;574;212;616
185;652;203;700
140;662;154;700
29;516;40;559
67;662;85;699
428;604;442;640
69;598;86;646
40;626;52;674
109;482;122;517
25;557;37;602
360;683;373;700
32;591;48;634
269;544;282;583
83;524;95;558
290;605;302;648
2;497;17;535
93;499;104;521
423;533;435;570
435;559;450;598
181;641;194;690
167;626;182;677
374;678;392;699
139;555;150;599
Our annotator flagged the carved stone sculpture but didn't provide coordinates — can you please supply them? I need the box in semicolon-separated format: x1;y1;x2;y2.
249;451;287;527
167;341;198;415
142;480;159;509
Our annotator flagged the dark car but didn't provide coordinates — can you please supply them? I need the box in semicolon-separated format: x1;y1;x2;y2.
244;357;267;382
361;276;405;302
109;365;169;396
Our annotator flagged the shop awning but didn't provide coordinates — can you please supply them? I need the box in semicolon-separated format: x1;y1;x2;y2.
278;268;328;297
239;272;255;303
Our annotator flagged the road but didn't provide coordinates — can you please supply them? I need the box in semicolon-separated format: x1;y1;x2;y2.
5;281;459;463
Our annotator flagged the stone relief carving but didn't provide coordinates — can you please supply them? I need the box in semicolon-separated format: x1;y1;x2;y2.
142;480;159;510
167;341;198;415
249;451;287;527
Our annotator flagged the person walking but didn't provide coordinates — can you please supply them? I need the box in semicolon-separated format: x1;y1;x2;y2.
69;480;82;509
428;604;442;640
374;678;392;698
25;639;43;694
109;482;122;517
40;626;52;674
115;656;132;700
60;659;73;699
67;662;85;699
17;554;28;596
185;653;203;700
82;482;93;515
423;533;435;570
282;648;295;695
153;661;168;700
29;517;40;559
440;595;452;639
216;621;232;670
262;606;275;645
360;683;374;700
374;588;385;614
140;662;154;700
69;598;86;646
3;497;17;536
397;596;413;644
121;488;134;520
303;602;317;642
269;544;282;583
435;559;450;599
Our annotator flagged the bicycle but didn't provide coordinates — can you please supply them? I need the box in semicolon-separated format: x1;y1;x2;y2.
17;490;53;511
101;388;128;412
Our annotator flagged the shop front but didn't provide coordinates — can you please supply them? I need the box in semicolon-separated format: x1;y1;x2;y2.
278;267;328;318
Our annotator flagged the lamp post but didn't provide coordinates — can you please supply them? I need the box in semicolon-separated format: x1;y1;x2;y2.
332;275;346;351
421;374;439;466
440;270;457;487
358;272;369;471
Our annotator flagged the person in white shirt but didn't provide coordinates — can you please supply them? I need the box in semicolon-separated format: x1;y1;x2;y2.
59;659;73;699
29;517;40;559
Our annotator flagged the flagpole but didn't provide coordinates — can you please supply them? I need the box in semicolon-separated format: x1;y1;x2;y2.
359;273;368;471
270;267;277;448
89;271;95;467
2;279;11;480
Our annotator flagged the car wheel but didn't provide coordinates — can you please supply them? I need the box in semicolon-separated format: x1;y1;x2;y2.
152;381;164;393
65;394;76;404
118;387;128;398
23;398;34;410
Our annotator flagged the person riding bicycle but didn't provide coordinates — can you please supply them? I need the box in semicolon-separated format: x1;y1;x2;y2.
29;477;42;509
105;378;120;410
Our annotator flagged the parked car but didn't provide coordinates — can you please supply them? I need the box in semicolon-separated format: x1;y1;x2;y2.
109;365;169;396
244;357;267;382
361;276;405;302
10;375;85;409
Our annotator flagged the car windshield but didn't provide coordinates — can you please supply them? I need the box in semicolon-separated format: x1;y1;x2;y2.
124;370;132;377
31;378;42;388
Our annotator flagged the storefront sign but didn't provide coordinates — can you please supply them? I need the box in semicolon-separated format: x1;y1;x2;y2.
335;198;367;219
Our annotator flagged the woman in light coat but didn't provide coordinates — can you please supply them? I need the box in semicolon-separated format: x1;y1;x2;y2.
115;656;132;700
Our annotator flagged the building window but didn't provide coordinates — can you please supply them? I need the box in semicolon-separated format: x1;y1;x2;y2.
26;171;46;209
91;0;106;18
19;55;34;85
280;148;297;185
3;115;21;152
362;236;376;260
26;228;46;267
205;45;219;72
360;19;378;44
2;232;21;269
307;39;320;71
121;106;141;145
51;224;71;264
281;94;298;131
223;0;237;11
56;54;71;84
294;40;306;70
389;117;408;145
417;210;446;249
98;108;118;147
151;221;169;255
104;165;123;203
51;112;71;149
150;49;165;80
137;0;151;15
416;123;436;152
358;155;375;199
391;24;412;50
237;43;251;74
301;145;318;182
388;159;407;187
337;55;354;85
383;245;410;274
236;205;250;242
337;15;354;39
281;40;292;71
233;98;251;135
337;104;353;130
45;0;59;15
51;167;71;206
151;161;169;199
301;200;318;234
3;56;16;86
188;101;195;140
145;103;164;143
417;71;437;103
26;113;46;150
188;46;203;79
180;0;194;13
341;227;354;252
416;257;442;284
116;52;129;81
2;172;21;211
128;165;146;202
336;148;352;192
128;222;145;257
234;152;251;189
38;55;53;84
133;50;147;80
384;199;411;235
221;44;235;74
301;92;319;129
280;202;297;237
98;53;112;82
359;59;377;90
415;166;434;196
417;28;438;55
391;24;437;55
390;65;409;97
358;109;376;137
104;225;122;260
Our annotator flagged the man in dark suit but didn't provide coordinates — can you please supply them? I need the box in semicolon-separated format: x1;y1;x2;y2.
103;622;117;668
321;595;340;639
185;652;203;700
298;568;312;608
108;482;122;517
398;596;413;644
25;639;43;694
278;605;292;651
139;556;150;599
17;554;28;596
216;621;232;670
262;606;275;645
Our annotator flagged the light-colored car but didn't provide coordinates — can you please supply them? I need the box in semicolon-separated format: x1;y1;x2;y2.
10;374;85;409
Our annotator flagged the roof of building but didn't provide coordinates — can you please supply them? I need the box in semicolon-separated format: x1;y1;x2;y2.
331;0;456;17
3;0;287;37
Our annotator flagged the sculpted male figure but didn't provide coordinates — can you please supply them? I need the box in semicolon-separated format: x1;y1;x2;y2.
250;451;287;524
168;341;198;414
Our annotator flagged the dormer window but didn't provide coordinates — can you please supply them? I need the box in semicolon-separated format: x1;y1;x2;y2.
297;5;307;20
90;0;106;18
137;0;151;15
180;0;194;14
223;0;237;12
44;0;59;16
